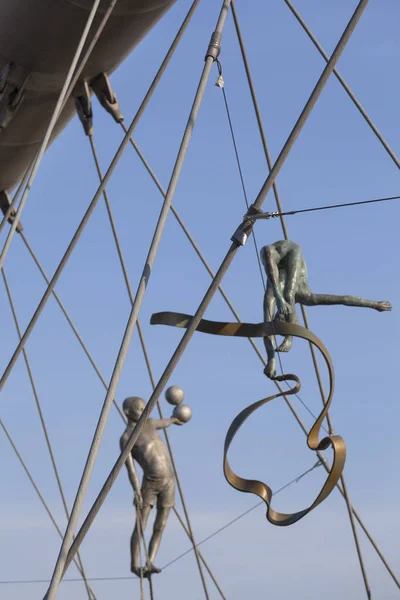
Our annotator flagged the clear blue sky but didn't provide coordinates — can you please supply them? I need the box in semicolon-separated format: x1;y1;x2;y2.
1;1;399;598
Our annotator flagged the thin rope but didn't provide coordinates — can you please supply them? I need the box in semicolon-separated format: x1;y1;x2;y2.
87;132;212;600
231;2;372;597
1;268;95;600
0;460;321;586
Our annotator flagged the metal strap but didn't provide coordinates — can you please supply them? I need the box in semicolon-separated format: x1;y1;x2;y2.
150;311;346;525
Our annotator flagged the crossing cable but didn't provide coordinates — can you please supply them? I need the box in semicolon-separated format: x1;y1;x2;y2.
43;2;220;597
214;58;330;434
55;0;370;577
283;0;399;170
87;132;212;600
231;2;373;596
0;0;104;272
0;268;95;600
117;102;398;583
0;460;320;587
0;418;99;588
17;228;225;597
0;0;200;403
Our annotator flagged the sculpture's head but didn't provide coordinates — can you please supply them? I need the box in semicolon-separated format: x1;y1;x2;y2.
123;396;146;422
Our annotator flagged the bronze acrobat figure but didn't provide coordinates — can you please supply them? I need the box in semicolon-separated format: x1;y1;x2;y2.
260;240;392;378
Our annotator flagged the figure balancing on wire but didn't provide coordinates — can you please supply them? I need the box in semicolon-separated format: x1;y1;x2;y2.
261;240;392;379
120;387;192;578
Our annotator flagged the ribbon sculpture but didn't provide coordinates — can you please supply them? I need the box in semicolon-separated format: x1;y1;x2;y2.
151;312;346;526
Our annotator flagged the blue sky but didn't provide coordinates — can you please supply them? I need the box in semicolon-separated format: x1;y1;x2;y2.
1;0;400;598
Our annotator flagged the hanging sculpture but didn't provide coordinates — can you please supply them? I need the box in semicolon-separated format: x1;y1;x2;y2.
149;239;392;525
120;387;190;577
260;240;392;378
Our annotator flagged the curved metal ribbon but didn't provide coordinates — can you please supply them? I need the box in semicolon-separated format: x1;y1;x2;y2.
150;311;346;526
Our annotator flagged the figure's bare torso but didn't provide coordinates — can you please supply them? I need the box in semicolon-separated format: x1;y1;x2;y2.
121;420;173;481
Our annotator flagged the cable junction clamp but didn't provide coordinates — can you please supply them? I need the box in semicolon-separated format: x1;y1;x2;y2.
205;31;222;61
231;204;264;246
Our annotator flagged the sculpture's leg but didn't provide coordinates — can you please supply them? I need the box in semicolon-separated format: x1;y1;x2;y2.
282;246;303;310
131;505;151;576
263;246;288;314
146;507;171;575
263;285;277;379
298;292;392;312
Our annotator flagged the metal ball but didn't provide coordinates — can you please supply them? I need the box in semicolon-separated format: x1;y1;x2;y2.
165;385;184;406
173;404;192;423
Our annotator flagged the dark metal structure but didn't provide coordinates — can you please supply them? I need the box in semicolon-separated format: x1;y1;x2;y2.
0;0;176;192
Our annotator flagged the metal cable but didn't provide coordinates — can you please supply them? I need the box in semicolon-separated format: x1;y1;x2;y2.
0;419;97;587
215;59;266;291
283;0;399;169
1;268;95;600
0;0;103;272
231;2;373;596
256;194;400;218
43;4;209;596
88;132;212;599
19;230;223;594
0;0;199;402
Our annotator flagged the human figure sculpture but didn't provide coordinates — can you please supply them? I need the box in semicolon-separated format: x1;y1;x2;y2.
260;240;392;379
120;396;183;578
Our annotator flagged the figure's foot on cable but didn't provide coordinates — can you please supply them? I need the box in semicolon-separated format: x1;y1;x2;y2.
144;564;161;577
277;336;293;353
131;566;145;578
264;360;276;379
374;301;392;312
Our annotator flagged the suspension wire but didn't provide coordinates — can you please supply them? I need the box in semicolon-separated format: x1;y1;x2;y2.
18;227;223;596
214;56;327;429
0;0;200;405
254;194;400;219
43;3;213;597
58;0;369;578
0;460;320;586
231;2;373;597
283;0;399;170
0;419;98;586
118;106;399;587
0;269;95;600
87;132;212;599
215;59;266;291
0;0;104;273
